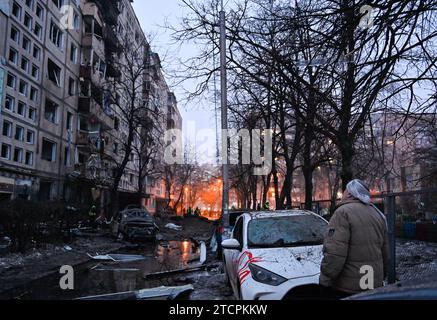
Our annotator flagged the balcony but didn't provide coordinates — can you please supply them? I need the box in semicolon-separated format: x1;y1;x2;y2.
78;97;113;131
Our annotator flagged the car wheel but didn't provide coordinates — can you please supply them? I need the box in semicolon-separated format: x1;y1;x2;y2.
223;258;231;286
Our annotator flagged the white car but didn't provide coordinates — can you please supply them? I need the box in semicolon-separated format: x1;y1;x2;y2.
222;210;328;300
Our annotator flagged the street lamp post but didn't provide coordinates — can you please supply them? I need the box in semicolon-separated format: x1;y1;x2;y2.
220;0;229;226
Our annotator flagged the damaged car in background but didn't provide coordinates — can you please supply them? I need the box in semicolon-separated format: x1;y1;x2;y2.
222;210;328;300
112;207;159;241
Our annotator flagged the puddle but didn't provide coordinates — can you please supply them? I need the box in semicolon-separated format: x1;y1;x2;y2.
0;240;204;300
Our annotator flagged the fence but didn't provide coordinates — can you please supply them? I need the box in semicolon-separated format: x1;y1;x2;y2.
306;188;437;284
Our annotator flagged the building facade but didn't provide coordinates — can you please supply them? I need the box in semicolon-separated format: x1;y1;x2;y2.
0;0;182;214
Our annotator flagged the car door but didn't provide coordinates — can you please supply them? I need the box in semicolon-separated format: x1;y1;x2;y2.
228;216;244;287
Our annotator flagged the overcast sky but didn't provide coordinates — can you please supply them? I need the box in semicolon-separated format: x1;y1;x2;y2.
132;0;219;163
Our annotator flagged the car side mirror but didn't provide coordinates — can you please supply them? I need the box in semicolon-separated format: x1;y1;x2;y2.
221;238;241;250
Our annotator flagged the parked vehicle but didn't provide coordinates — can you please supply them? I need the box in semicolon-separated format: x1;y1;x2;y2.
347;273;437;300
222;210;328;300
112;207;159;241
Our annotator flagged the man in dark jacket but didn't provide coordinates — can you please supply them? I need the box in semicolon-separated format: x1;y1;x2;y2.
320;179;389;298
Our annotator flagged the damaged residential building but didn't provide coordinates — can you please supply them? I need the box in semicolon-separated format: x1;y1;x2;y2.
0;0;182;213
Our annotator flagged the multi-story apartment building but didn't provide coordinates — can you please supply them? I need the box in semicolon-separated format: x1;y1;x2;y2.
0;0;182;214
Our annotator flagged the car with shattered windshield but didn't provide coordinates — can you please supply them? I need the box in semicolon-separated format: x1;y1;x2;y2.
112;207;159;241
222;210;328;300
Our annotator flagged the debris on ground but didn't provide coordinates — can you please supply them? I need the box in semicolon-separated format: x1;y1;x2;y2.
165;223;183;231
396;239;437;281
77;284;194;300
87;253;146;262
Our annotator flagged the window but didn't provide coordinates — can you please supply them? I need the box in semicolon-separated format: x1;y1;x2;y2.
17;101;26;116
30;87;38;102
14;148;23;163
49;21;64;48
41;139;56;162
66;112;73;131
25;151;34;166
31;64;39;79
1;144;11;160
8;48;18;64
22;36;31;52
44;98;58;123
24;13;33;30
2;121;12;137
15;126;24;141
64;147;71;166
68;77;76;96
52;0;63;9
26;130;35;144
114;117;119;130
73;12;80;30
36;4;43;19
47;59;61;86
33;45;41;60
19;80;28;96
28;107;37;121
70;43;78;63
25;0;34;9
21;57;29;72
12;2;21;19
113;143;119;155
34;23;42;38
5;96;15;111
10;26;20;43
6;73;16;89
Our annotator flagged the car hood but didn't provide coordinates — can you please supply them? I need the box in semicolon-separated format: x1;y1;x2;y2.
249;245;323;280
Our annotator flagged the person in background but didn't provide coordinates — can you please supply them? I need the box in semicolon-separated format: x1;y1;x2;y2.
320;179;389;299
88;205;97;230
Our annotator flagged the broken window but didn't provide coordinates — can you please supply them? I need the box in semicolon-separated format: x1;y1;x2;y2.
49;20;64;48
44;98;58;123
47;58;61;86
41;138;57;162
247;215;327;248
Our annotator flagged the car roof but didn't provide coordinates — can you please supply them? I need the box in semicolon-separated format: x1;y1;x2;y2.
243;210;321;220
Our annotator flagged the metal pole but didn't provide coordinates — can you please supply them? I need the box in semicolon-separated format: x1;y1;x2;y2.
386;195;396;284
220;0;229;225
